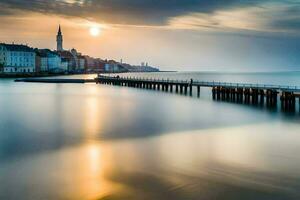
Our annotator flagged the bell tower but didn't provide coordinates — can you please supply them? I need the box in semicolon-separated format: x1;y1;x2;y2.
56;25;63;51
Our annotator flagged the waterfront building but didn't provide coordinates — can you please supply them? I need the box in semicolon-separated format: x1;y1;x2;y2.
104;60;128;72
94;59;106;72
36;49;62;72
78;55;87;71
84;55;96;71
35;51;42;73
57;50;79;71
35;49;48;72
56;51;73;71
0;43;36;73
60;58;69;71
68;48;87;71
70;48;80;70
47;50;61;72
84;56;106;72
104;63;111;72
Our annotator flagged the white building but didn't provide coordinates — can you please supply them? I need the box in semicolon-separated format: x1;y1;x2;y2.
0;43;36;73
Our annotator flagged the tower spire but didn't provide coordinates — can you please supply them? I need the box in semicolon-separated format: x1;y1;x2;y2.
58;24;62;35
56;24;63;51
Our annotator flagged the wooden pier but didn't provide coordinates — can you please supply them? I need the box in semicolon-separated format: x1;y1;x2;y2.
96;75;300;112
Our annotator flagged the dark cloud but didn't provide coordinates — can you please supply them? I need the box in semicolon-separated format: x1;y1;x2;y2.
271;18;300;31
0;0;258;24
0;3;18;15
0;0;300;33
269;3;300;31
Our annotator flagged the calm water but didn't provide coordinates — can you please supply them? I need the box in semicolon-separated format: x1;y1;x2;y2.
1;72;300;200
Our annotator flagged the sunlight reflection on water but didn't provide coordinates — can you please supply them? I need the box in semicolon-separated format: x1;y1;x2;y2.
1;124;300;200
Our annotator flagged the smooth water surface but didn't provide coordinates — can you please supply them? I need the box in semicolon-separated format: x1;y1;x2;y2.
0;72;300;200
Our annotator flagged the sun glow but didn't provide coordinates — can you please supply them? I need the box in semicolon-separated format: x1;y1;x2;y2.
89;26;101;37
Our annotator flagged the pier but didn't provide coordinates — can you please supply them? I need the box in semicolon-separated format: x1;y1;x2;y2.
95;75;300;112
15;76;300;112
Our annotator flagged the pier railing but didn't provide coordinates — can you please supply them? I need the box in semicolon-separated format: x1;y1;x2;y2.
99;75;300;92
193;81;300;91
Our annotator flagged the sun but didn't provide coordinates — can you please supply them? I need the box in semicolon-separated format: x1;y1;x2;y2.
89;26;101;37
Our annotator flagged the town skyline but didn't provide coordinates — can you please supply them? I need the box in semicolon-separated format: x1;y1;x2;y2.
1;22;157;69
0;25;159;75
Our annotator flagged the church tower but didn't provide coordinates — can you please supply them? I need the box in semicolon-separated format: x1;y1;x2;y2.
56;25;63;51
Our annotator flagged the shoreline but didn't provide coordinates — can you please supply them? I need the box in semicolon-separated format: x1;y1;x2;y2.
0;71;163;79
0;72;69;79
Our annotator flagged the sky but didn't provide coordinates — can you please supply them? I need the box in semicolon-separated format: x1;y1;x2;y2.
0;0;300;71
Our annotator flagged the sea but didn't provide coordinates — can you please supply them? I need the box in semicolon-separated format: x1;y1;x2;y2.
0;71;300;200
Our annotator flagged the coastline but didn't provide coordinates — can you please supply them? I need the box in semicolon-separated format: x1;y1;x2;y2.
0;70;164;79
0;72;68;79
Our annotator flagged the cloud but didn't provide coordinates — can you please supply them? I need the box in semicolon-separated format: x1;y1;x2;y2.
168;1;300;34
271;18;300;31
0;0;258;24
0;0;300;33
266;4;300;31
0;3;18;16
